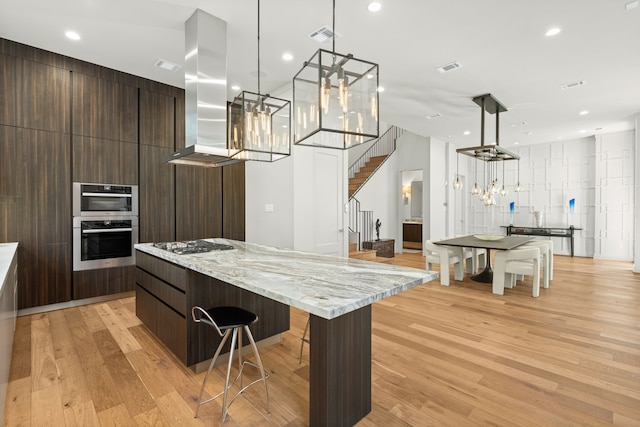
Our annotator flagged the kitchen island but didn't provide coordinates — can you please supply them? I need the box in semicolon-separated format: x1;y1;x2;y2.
135;239;437;427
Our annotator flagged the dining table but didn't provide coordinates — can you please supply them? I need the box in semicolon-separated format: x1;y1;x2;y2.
434;235;532;283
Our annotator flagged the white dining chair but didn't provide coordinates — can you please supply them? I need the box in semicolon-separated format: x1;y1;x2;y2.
456;235;486;274
493;247;541;297
425;239;464;286
522;240;552;288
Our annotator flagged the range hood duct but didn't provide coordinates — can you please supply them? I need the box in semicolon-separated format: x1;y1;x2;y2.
167;9;241;167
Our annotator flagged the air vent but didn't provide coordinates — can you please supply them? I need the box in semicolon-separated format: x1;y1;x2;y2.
426;113;442;119
308;25;341;43
436;61;461;73
560;80;586;90
154;59;181;72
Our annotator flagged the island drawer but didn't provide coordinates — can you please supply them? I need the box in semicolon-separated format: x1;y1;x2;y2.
136;250;186;291
136;268;186;315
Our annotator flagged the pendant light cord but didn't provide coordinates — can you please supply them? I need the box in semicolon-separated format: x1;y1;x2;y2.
332;0;336;54
257;0;261;94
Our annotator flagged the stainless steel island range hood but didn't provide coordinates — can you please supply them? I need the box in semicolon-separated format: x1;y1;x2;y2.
167;9;240;167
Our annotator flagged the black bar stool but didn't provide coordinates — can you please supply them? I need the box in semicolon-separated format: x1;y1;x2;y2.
191;306;270;424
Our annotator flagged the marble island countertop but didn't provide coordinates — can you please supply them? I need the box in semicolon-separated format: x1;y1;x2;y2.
135;239;437;320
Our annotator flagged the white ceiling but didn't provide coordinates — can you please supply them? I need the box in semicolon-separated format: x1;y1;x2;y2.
1;0;639;148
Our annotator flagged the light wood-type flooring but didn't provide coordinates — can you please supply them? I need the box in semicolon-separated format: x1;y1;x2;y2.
3;253;640;426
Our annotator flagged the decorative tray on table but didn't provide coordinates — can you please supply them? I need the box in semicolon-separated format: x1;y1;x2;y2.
473;234;504;241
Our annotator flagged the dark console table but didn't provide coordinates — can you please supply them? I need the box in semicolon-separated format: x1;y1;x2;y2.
501;226;582;256
363;239;395;258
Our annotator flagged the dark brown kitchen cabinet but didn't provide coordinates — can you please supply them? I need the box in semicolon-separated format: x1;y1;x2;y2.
21;59;70;133
18;128;71;308
0;53;20;127
135;251;288;366
73;265;135;300
72;135;138;185
223;162;245;241
176;167;223;241
403;223;423;250
140;90;175;148
0;125;20;196
72;73;138;143
20;129;70;247
139;144;176;243
19;242;71;308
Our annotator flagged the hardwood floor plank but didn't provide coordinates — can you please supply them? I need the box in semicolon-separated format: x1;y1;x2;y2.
30;384;64;426
94;302;142;354
97;402;136;427
57;353;93;411
30;314;58;392
62;399;101;427
2;376;31;427
6;254;640;426
133;407;173;427
8;315;31;381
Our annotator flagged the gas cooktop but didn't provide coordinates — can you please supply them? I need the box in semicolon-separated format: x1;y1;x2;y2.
152;240;234;255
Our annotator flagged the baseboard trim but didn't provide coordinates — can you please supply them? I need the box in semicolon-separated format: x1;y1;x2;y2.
18;291;135;316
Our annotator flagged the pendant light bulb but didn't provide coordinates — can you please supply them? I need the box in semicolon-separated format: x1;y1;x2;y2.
471;183;480;195
453;176;462;190
338;68;348;113
321;75;331;114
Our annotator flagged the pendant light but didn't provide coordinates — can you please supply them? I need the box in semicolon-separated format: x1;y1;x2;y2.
228;0;291;162
292;0;380;149
453;94;521;207
452;152;462;189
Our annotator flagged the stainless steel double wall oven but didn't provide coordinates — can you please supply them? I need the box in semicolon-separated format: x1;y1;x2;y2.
72;183;139;271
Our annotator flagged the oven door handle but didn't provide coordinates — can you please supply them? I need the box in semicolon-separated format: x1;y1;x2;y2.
82;192;132;198
82;228;133;234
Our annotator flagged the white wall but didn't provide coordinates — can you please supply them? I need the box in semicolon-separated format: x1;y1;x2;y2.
466;130;635;260
245;154;294;249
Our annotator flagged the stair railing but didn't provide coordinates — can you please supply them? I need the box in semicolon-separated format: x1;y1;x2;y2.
348;125;405;180
348;197;374;250
348;126;406;199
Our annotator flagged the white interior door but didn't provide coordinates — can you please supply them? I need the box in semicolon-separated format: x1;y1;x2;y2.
313;150;345;257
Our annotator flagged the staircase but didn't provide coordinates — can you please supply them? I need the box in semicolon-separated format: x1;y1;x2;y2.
347;126;405;256
348;155;387;198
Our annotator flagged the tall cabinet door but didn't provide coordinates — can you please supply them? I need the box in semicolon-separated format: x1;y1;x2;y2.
19;129;71;308
139;90;176;243
223;163;245;241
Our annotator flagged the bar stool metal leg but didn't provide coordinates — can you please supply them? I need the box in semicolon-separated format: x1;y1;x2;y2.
195;329;232;418
299;317;310;363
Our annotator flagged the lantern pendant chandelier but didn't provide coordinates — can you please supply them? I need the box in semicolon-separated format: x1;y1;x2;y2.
228;0;291;162
453;94;522;206
292;0;380;149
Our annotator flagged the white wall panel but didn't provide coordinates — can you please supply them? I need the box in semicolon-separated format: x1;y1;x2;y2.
465;131;634;259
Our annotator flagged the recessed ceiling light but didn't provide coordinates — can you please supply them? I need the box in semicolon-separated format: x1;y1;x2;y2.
65;31;80;40
377;86;385;92
231;85;241;91
514;142;519;145
463;131;470;135
579;110;589;115
368;2;382;12
426;113;442;119
545;28;561;37
579;129;586;133
595;127;604;131
557;136;563;139
282;52;293;61
524;131;532;135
